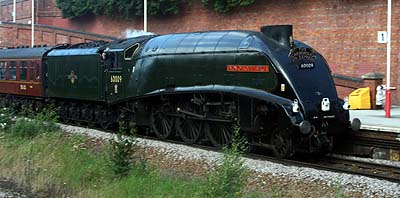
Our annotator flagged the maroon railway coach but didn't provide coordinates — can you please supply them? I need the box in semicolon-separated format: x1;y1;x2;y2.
0;47;52;97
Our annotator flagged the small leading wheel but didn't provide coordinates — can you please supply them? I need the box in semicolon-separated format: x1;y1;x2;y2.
270;127;293;158
205;121;233;149
176;116;203;144
151;107;174;139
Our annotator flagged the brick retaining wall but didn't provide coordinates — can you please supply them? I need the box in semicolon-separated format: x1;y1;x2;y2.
0;21;116;47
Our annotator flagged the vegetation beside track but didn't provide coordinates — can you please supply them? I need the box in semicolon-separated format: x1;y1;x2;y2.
0;107;267;197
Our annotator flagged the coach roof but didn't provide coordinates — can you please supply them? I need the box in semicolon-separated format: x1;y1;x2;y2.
0;47;52;59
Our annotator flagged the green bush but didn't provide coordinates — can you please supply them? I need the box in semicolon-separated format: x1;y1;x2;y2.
55;0;96;18
55;0;259;19
109;126;147;178
34;107;59;123
19;105;35;118
203;122;249;198
6;118;57;139
56;0;179;19
5;107;59;139
200;0;256;13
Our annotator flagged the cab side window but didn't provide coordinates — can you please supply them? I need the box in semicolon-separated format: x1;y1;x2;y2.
111;52;119;68
9;61;16;80
102;50;119;69
0;62;6;80
124;43;139;60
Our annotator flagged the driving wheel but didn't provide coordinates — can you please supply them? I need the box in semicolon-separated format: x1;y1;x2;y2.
205;121;233;149
150;106;174;139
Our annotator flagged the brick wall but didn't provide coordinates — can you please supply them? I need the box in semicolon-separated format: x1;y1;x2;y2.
0;22;116;47
0;0;33;23
0;0;399;104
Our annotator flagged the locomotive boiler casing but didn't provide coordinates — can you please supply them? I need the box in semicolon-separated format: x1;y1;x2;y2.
123;31;298;129
131;31;279;96
125;29;350;134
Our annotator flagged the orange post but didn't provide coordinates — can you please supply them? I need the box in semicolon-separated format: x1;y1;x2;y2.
385;89;391;118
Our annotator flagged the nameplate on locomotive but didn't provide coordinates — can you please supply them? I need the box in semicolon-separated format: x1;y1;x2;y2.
226;65;269;73
289;47;316;69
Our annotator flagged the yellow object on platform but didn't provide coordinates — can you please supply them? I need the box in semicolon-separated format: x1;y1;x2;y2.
349;87;371;110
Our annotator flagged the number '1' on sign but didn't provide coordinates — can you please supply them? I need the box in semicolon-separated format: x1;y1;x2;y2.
378;31;388;43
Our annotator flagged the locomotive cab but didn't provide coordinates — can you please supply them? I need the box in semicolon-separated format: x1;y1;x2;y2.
98;35;155;104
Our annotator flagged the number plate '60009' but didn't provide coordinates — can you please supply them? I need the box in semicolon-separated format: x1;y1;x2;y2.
299;63;314;69
111;75;122;83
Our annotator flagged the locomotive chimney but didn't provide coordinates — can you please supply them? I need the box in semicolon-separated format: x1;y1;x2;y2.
260;25;293;49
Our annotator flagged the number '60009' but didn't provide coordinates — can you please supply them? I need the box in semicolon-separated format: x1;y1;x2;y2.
111;75;122;83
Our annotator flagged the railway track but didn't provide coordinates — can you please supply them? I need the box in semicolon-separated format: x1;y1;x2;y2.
333;129;400;159
295;155;400;183
244;152;400;183
346;129;400;150
63;122;400;183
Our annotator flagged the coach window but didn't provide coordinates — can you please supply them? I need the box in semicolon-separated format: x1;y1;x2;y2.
0;62;6;80
124;43;139;60
9;61;16;80
36;62;40;80
29;61;35;81
20;61;28;81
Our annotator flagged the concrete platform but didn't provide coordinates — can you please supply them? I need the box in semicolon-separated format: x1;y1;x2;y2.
350;106;400;133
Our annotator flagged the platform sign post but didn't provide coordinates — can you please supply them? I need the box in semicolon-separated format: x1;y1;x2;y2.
31;0;35;48
144;0;147;32
12;0;16;22
386;0;392;118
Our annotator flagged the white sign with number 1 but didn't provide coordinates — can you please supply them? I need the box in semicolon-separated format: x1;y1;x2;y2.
378;31;388;43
